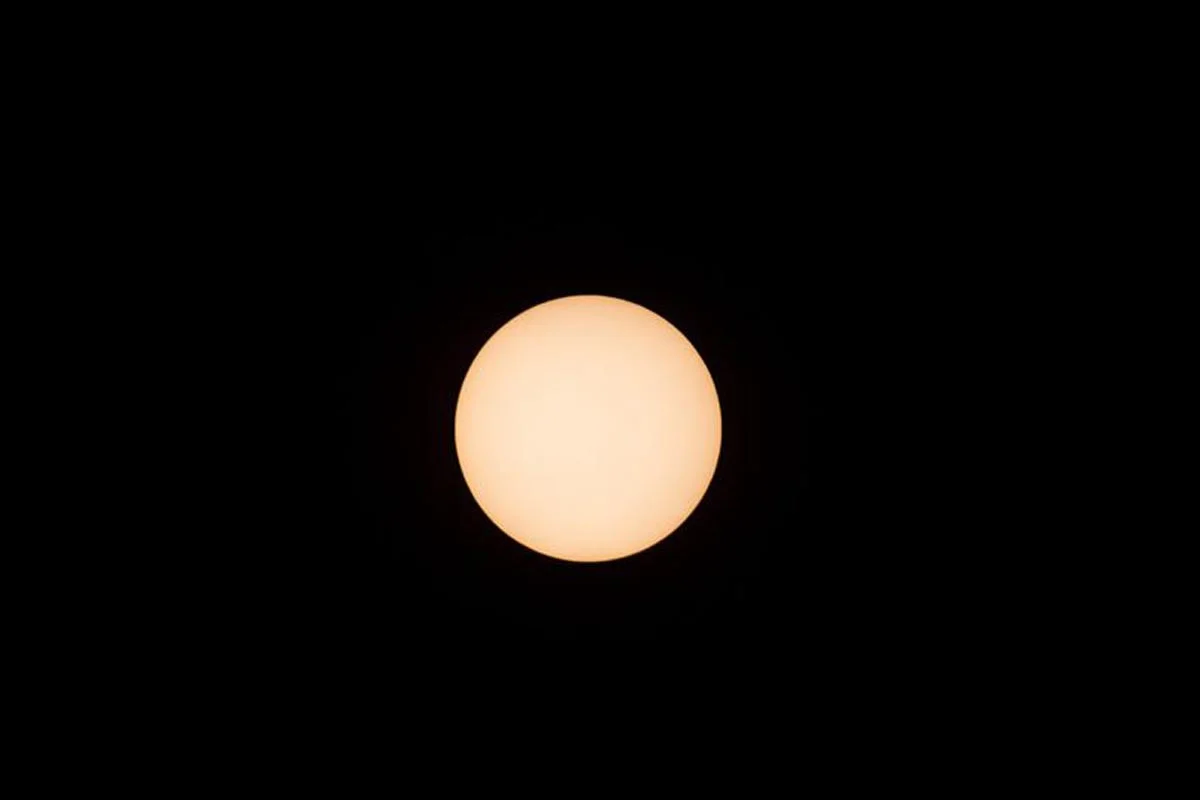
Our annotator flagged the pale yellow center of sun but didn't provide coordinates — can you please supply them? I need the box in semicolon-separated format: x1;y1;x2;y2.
454;295;722;562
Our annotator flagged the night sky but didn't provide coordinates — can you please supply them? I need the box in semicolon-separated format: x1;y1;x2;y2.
217;138;1014;708
56;21;1072;772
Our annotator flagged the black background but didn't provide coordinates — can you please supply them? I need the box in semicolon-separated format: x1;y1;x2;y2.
40;17;1102;774
203;112;1023;710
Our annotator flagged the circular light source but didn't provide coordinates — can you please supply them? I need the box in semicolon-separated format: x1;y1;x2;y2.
455;295;721;562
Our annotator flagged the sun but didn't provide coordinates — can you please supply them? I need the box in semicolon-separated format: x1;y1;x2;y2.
454;295;721;562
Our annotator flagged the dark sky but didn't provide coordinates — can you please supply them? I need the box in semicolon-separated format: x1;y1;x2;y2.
211;128;1020;710
57;21;1075;769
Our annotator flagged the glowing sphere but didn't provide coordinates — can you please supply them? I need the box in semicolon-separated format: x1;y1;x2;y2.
454;295;721;562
